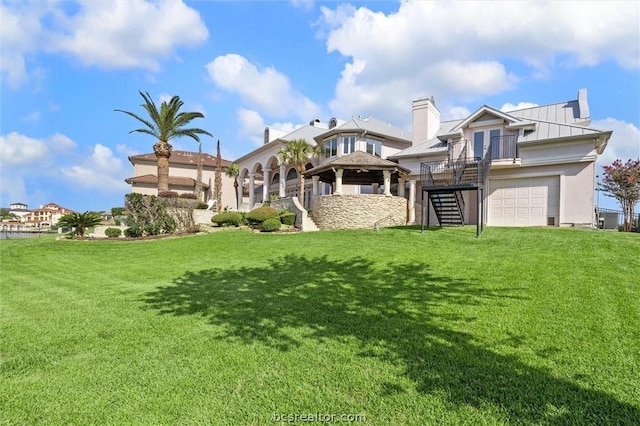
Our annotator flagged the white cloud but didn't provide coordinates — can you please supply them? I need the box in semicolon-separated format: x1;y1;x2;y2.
0;132;48;166
501;102;539;112
206;54;321;120
318;1;640;127
49;0;208;71
60;143;128;192
594;118;640;167
1;0;208;89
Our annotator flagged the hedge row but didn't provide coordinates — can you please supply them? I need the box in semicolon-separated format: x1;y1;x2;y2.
211;207;297;231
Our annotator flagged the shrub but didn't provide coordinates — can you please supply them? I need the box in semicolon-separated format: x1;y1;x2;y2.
212;211;244;227
195;202;209;210
105;227;122;238
245;206;279;225
279;211;296;226
179;193;197;199
261;218;281;232
124;193;177;236
158;191;178;198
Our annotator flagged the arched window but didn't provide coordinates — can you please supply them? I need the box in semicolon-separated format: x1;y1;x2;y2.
329;117;337;129
272;173;280;184
286;168;298;180
263;127;270;145
305;163;313;170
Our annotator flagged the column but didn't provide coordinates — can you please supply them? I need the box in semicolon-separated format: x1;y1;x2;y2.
248;173;255;209
236;177;243;210
398;178;405;198
262;168;270;203
334;169;344;195
279;163;286;197
408;179;416;223
312;176;320;196
383;170;391;196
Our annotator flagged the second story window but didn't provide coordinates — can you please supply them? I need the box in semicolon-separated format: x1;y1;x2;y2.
366;138;382;157
324;138;338;158
343;136;356;154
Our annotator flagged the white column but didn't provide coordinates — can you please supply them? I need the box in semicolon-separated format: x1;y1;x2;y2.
236;177;243;210
398;178;406;198
279;163;286;197
312;176;320;196
334;169;344;195
383;170;391;196
248;173;255;209
262;168;271;202
408;179;416;223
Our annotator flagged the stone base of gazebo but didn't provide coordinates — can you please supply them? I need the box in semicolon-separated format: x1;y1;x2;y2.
311;194;407;230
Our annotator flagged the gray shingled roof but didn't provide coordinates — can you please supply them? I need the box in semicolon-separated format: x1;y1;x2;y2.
280;125;328;144
316;117;411;142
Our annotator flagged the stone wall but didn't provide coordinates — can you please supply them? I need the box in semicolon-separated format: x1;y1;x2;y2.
312;194;407;230
270;197;318;231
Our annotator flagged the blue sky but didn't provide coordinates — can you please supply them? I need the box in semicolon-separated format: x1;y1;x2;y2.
1;0;639;213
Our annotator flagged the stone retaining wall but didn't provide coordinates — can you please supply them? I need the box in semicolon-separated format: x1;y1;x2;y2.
312;194;407;230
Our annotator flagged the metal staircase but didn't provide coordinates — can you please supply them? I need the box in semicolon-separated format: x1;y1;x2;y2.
429;191;464;226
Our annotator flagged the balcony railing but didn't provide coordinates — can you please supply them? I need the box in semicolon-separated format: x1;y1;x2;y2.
490;135;518;160
421;143;493;189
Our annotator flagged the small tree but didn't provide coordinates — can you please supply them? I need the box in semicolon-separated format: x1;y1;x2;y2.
224;162;240;210
278;139;323;204
57;211;103;237
600;159;640;232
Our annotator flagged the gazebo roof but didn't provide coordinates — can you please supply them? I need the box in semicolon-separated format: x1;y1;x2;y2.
303;151;409;185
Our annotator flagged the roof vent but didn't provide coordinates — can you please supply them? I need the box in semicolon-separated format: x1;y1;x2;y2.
309;118;321;126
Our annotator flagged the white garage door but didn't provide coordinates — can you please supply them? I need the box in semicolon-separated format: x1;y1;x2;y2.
488;176;560;226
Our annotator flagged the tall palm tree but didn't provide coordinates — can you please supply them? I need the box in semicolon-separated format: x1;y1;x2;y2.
116;91;212;192
278;138;322;204
224;162;240;209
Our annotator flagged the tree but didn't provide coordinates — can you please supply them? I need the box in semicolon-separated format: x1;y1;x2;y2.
214;140;222;212
0;209;18;221
224;162;240;210
57;211;103;237
116;91;212;192
278;138;323;204
600;159;640;232
195;141;203;201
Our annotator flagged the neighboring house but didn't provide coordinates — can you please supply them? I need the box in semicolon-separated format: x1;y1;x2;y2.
125;150;236;211
234;88;611;229
25;203;75;227
391;88;611;227
6;203;31;222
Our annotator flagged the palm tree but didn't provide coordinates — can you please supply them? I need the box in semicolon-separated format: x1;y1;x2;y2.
57;211;103;237
116;91;212;192
224;162;240;209
278;138;322;204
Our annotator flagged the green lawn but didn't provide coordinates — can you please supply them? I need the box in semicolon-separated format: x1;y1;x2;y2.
1;227;639;425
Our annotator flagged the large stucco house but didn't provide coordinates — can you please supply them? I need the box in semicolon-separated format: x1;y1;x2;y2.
125;150;237;211
234;88;611;230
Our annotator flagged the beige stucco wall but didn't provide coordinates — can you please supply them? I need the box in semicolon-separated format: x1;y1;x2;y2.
131;161;236;210
312;194;407;230
488;162;595;226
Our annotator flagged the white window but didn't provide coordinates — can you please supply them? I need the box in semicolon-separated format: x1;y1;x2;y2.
366;138;382;157
343;136;356;154
324;138;338;158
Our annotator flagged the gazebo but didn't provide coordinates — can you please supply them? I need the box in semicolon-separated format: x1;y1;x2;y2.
303;151;410;196
302;151;411;230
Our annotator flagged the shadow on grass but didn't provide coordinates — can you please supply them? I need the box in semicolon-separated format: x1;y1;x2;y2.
143;254;638;424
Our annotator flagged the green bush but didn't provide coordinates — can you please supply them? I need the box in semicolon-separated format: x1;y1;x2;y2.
261;218;281;232
195;202;209;209
179;193;197;199
279;211;296;226
158;191;178;198
212;211;244;227
245;206;279;225
105;227;122;238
